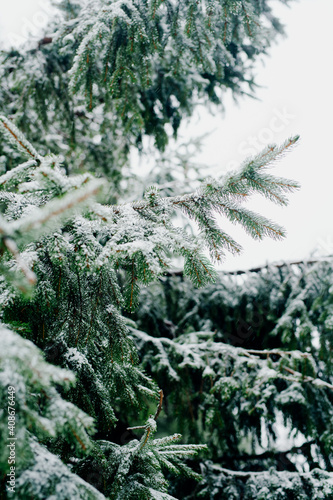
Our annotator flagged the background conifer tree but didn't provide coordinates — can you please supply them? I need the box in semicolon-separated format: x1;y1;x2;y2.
132;259;333;498
2;1;333;499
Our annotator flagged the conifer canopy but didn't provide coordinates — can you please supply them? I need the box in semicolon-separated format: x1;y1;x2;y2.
2;1;332;499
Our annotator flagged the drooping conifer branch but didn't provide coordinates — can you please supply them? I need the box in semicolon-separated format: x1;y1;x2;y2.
162;257;331;278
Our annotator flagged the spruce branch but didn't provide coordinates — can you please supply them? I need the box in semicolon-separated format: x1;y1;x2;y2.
108;387;206;494
12;178;105;237
0;159;38;187
0;117;107;294
131;137;299;214
112;137;299;275
0;115;41;160
87;136;298;294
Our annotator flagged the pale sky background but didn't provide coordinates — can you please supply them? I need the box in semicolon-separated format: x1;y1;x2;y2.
1;0;333;271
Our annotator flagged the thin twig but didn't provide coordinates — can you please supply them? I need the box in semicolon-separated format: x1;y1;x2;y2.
154;390;163;421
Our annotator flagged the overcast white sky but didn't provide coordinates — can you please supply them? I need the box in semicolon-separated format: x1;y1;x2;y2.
1;0;333;271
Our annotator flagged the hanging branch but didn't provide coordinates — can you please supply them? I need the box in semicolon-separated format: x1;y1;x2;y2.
211;466;323;480
162;258;331;279
244;349;312;358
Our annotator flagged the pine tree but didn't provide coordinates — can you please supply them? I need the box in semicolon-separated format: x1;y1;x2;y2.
2;1;331;499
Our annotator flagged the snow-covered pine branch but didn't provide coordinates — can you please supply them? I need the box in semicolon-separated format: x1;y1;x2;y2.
0;326;101;499
75;391;208;499
0;117;105;292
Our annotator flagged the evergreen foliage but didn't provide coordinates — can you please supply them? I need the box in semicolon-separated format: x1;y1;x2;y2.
132;262;333;497
0;108;300;498
2;1;332;499
0;326;103;499
0;0;289;182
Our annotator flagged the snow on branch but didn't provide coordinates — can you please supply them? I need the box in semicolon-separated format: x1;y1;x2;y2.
89;137;299;290
0;115;41;160
0;117;106;293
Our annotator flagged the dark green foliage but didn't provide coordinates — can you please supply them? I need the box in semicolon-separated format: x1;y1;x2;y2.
132;262;333;497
